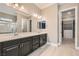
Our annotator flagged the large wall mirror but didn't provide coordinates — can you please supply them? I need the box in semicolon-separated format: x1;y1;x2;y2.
0;4;33;34
0;12;32;34
0;12;17;34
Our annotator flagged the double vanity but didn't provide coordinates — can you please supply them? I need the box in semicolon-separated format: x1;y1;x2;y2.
0;32;47;56
0;4;47;56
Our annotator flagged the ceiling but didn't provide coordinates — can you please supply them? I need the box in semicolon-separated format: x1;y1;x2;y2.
34;3;54;10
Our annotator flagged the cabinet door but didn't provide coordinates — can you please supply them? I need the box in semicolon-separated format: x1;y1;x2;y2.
21;40;32;56
33;36;39;45
32;36;40;50
40;34;47;46
43;34;47;44
40;36;44;46
2;45;19;56
0;43;2;56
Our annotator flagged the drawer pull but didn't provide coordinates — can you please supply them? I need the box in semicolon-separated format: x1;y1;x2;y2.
5;46;18;51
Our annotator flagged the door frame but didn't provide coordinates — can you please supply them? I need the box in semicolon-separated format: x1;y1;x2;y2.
59;6;78;49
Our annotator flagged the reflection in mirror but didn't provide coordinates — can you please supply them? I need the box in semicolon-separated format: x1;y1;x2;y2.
0;12;17;34
21;17;32;32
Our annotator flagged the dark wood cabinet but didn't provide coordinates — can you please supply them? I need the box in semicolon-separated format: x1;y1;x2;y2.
2;40;19;56
32;35;40;50
0;33;47;56
19;37;32;56
40;34;47;46
0;43;2;56
2;45;19;56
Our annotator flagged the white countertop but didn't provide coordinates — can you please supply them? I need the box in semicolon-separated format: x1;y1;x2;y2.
0;32;47;42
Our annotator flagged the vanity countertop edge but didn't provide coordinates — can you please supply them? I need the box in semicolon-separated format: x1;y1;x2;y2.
0;32;47;42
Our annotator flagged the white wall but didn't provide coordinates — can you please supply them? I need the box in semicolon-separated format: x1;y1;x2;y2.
42;4;58;44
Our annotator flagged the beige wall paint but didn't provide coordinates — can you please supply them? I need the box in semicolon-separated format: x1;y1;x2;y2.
42;4;58;44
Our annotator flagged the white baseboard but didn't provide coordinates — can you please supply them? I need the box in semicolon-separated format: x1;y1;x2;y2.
75;46;79;50
47;42;59;47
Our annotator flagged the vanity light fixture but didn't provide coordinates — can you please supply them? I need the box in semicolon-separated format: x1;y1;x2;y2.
32;13;42;19
6;3;41;19
6;3;25;10
38;16;42;19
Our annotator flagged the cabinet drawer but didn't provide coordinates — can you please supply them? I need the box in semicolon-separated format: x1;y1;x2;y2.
19;37;32;43
2;45;19;56
33;35;39;40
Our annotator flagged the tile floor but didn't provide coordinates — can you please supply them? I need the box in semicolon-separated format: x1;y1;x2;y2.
29;39;79;56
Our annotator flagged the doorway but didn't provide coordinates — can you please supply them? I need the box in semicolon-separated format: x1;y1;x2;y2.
59;7;77;48
62;20;75;44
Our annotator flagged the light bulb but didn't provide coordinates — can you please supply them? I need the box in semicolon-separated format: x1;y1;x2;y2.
33;14;38;17
20;5;24;9
38;16;42;19
15;3;19;7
